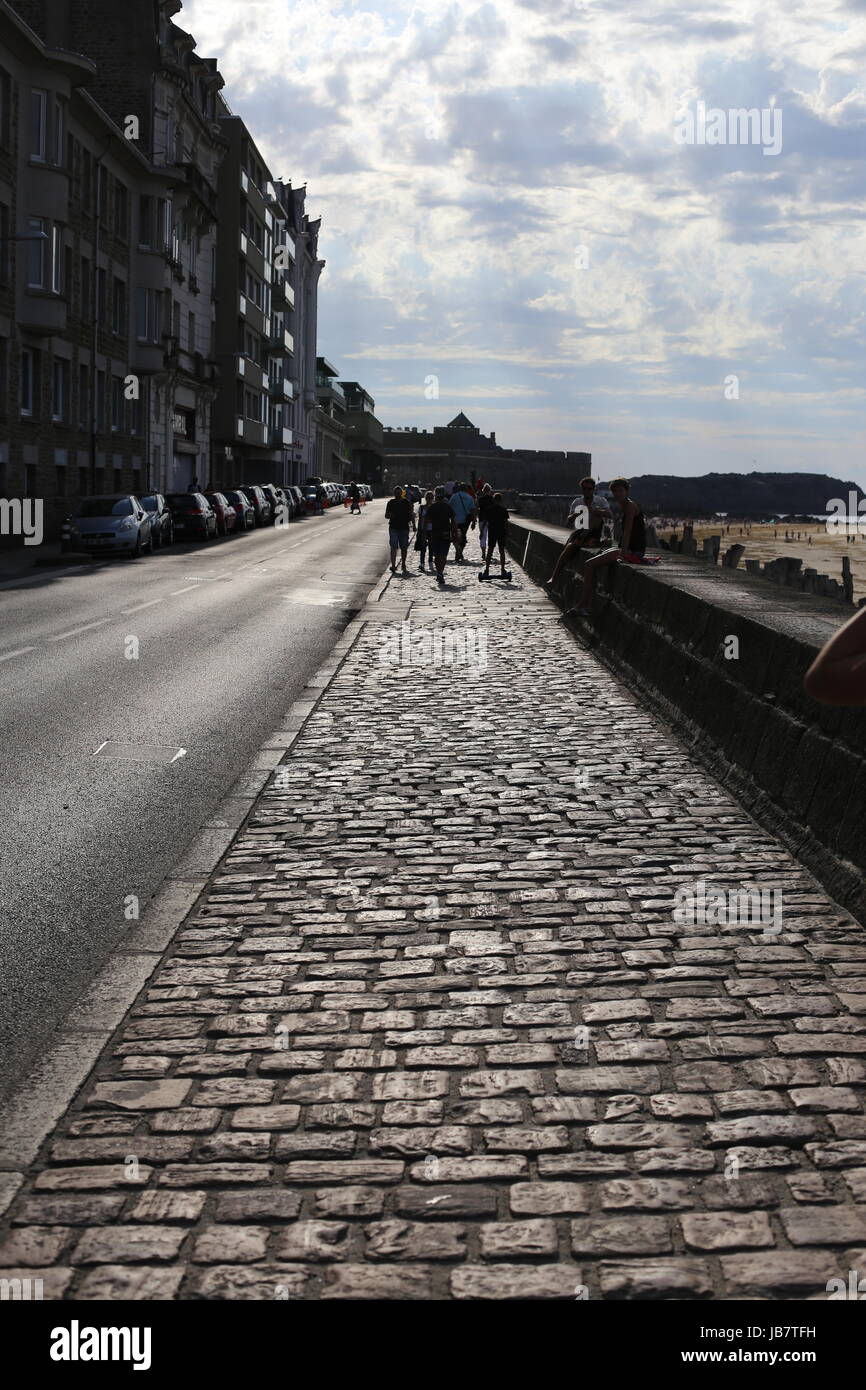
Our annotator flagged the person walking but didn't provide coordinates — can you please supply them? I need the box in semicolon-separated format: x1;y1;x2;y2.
385;484;416;574
449;482;477;563
348;481;362;514
477;483;494;560
480;491;511;579
426;485;460;586
416;489;434;570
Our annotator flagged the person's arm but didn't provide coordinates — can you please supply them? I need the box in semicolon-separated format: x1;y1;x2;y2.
410;505;416;533
804;606;866;705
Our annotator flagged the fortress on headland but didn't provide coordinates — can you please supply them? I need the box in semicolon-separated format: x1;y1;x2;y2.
381;414;590;492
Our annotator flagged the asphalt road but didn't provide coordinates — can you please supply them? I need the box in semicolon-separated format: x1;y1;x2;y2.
0;501;388;1104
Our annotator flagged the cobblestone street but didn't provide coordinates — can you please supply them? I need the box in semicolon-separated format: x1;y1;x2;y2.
3;561;866;1301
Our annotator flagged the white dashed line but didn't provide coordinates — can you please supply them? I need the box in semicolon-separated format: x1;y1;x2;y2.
169;585;202;596
121;598;163;615
0;646;36;662
47;619;111;642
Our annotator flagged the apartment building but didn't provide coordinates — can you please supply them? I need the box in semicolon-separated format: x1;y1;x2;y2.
315;355;352;482
339;380;384;490
12;0;226;496
211;110;294;489
277;180;323;485
0;0;185;542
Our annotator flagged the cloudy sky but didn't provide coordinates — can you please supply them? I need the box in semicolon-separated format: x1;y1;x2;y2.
183;0;866;485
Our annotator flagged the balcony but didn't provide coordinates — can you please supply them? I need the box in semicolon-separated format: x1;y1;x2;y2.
269;374;294;400
236;416;268;447
270;425;293;449
18;292;67;336
315;374;345;403
177;161;219;224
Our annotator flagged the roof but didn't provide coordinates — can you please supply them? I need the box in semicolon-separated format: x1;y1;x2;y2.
447;412;475;429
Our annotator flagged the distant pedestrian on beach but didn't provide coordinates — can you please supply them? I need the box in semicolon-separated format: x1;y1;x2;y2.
805;606;866;705
426;485;461;587
572;477;657;617
545;477;611;588
386;485;416;574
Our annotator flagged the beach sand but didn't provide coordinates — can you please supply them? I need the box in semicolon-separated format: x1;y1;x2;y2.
658;521;866;603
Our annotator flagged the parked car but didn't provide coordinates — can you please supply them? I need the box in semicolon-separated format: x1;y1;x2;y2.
238;485;273;526
302;485;323;513
257;483;289;524
224;489;255;531
286;485;305;517
206;492;239;537
139;493;174;548
165;491;217;541
67;494;153;557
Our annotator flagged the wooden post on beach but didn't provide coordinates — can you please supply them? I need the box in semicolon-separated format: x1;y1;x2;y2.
842;555;854;604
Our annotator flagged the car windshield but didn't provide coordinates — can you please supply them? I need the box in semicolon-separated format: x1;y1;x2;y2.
77;497;134;517
139;495;159;510
166;494;200;511
226;492;244;504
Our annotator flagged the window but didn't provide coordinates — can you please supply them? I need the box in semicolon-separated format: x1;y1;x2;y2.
95;369;105;430
64;246;72;305
188;310;195;353
138;195;153;248
96;267;106;323
26;217;46;288
135;287;160;343
53;99;64;166
31;88;47;161
112;277;127;335
172;299;180;340
20;348;34;415
111;376;123;432
79;364;89;428
81;257;91;317
0;68;10;151
52;357;69;422
51;225;62;294
0;202;9;285
114;181;129;240
56;463;67;496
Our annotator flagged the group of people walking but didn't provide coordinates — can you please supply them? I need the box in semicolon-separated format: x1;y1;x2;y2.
384;481;510;586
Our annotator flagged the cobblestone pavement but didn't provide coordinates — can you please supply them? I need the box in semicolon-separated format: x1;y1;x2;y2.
3;562;866;1300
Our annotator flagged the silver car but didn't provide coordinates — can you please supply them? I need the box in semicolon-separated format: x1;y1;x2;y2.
68;494;154;557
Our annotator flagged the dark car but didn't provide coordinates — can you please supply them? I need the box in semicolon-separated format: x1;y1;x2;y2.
139;493;174;548
164;491;217;541
287;485;305;517
206;492;239;537
224;489;255;531
238;485;273;527
256;483;288;525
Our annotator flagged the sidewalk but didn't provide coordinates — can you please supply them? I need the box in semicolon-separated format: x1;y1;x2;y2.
1;555;865;1300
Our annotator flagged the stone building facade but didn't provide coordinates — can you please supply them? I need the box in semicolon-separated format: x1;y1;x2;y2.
382;413;591;494
0;0;184;543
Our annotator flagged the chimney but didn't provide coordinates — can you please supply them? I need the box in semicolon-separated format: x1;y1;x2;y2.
490;431;496;444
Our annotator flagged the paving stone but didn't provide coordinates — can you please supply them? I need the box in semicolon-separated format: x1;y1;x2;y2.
88;1080;192;1111
681;1211;775;1251
312;1187;385;1219
365;1220;467;1261
779;1205;866;1245
599;1258;712;1299
451;1264;580;1299
72;1226;187;1264
75;1265;185;1299
193;1225;269;1263
189;1264;312;1299
321;1265;435;1299
571;1216;673;1256
720;1251;839;1297
11;1196;125;1226
508;1182;591;1215
479;1219;557;1258
394;1187;499;1219
0;1227;73;1266
600;1179;694;1212
272;1222;350;1261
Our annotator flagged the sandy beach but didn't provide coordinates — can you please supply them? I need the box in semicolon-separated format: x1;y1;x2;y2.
658;520;866;603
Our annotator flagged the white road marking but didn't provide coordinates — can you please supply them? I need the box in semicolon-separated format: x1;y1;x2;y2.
169;584;202;596
170;748;187;763
121;598;162;615
93;740;108;755
47;619;111;642
0;646;36;662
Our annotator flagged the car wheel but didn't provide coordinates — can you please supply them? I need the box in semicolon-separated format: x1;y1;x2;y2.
167;525;174;546
145;529;154;554
132;533;142;559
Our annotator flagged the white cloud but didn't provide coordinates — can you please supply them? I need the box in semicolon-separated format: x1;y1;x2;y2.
183;0;866;484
